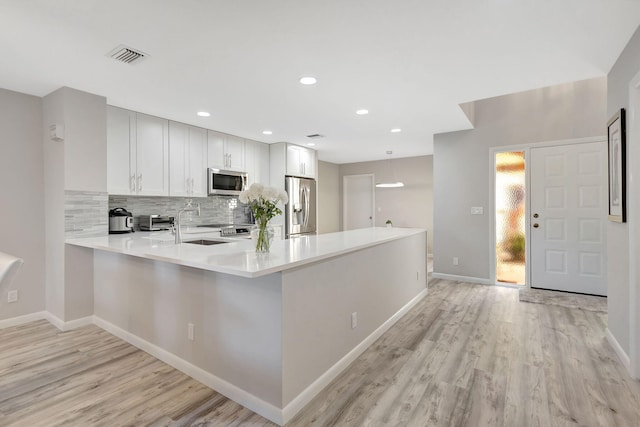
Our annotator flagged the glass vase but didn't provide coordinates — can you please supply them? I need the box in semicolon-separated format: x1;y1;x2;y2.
252;220;274;253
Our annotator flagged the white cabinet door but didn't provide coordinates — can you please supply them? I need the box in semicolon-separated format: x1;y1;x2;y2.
245;140;270;186
256;141;270;185
286;144;302;176
286;144;316;178
225;135;245;171
169;122;189;197
300;147;316;178
107;106;135;195
170;122;207;197
207;130;226;169
207;131;245;171
136;113;169;196
244;140;257;186
189;126;208;197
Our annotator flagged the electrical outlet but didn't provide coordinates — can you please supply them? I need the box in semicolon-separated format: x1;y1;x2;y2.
351;312;358;329
187;323;195;341
471;206;484;215
453;257;459;266
8;290;18;303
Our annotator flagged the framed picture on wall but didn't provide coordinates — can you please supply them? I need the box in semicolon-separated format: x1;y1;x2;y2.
607;108;626;223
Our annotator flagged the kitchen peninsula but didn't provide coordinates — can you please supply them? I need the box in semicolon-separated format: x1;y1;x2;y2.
66;227;428;425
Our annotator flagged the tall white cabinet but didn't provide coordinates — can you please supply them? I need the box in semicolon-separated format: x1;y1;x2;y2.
169;122;207;197
107;106;169;196
269;142;317;235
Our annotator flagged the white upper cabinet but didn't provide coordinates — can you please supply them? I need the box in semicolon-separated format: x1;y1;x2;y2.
207;131;245;171
135;113;170;196
107;107;169;196
245;139;270;186
286;144;317;178
107;106;135;195
189;127;208;196
169;122;207;197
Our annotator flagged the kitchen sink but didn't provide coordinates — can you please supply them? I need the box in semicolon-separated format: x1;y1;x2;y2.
184;239;229;246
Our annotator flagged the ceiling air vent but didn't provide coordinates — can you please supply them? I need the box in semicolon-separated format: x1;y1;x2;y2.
306;134;324;139
107;45;147;64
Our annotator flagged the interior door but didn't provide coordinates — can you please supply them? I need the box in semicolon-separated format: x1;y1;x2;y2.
530;141;607;295
343;174;374;230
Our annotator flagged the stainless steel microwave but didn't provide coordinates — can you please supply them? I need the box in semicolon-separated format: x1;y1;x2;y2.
207;168;247;196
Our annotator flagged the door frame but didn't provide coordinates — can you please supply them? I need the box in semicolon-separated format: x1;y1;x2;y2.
628;70;640;379
489;136;606;287
343;174;375;230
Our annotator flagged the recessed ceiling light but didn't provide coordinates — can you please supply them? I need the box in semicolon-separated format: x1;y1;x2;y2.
262;130;273;135
307;142;316;147
197;111;210;117
356;109;369;115
391;128;402;133
299;76;317;85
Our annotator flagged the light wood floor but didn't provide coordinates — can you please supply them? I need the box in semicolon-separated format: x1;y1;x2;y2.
1;279;639;426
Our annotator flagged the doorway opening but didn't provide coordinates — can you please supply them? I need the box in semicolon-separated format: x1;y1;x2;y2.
495;151;526;285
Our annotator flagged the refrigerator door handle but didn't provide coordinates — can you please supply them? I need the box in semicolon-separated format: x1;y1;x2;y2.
303;186;309;227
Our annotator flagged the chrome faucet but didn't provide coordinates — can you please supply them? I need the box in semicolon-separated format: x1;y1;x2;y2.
175;203;201;244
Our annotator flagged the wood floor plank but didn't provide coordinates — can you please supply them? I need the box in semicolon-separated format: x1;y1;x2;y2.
503;361;551;427
1;280;639;426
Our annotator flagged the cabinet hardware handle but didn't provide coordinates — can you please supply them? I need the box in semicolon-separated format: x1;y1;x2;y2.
138;174;142;193
533;223;539;228
533;213;539;218
130;175;135;192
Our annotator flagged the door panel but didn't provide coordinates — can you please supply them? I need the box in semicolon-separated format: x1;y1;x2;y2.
343;175;374;230
530;141;607;295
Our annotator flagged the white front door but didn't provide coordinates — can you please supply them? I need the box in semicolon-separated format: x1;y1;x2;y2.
530;141;607;295
343;174;374;230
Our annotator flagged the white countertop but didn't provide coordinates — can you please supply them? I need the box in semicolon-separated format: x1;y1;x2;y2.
66;227;426;278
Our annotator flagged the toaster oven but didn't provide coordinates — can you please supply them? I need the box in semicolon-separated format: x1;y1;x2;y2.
138;215;174;231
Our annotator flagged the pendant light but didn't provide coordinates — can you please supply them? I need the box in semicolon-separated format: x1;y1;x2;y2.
376;151;405;188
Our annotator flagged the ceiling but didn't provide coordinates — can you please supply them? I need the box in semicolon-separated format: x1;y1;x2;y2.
1;1;639;164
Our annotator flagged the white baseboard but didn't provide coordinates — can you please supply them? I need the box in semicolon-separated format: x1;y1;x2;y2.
60;315;94;331
281;287;429;424
606;328;631;374
92;316;284;426
431;272;492;285
44;312;94;331
0;311;47;329
1;290;428;427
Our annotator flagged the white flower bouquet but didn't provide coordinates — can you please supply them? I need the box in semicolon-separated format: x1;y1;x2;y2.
239;183;288;252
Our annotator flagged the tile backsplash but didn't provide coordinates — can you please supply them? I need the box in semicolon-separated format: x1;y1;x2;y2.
65;190;109;238
108;195;253;229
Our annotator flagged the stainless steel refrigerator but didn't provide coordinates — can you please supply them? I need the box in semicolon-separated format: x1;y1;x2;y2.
285;176;317;238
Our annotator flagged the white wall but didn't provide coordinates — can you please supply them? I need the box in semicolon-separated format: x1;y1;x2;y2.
317;160;340;234
43;87;107;321
433;77;606;280
339;156;433;252
281;231;426;405
0;89;45;320
43;89;66;320
606;25;640;360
